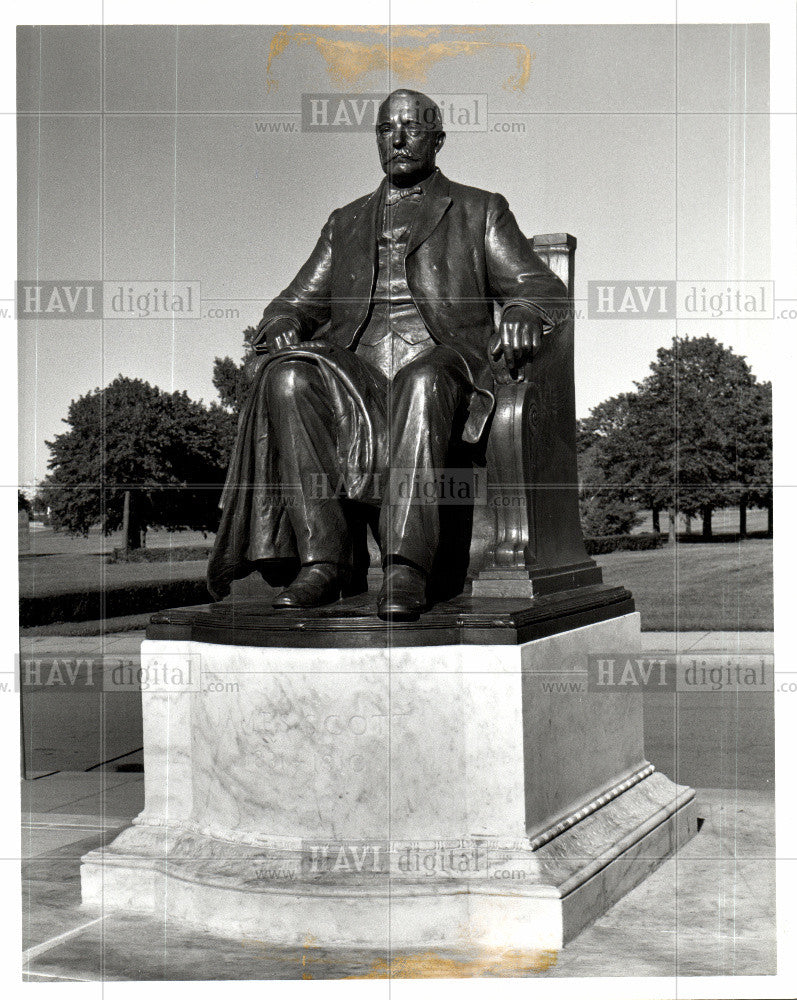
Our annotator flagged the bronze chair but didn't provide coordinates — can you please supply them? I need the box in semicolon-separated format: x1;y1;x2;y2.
470;233;601;597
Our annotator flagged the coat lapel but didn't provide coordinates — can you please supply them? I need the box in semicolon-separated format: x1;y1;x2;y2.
405;170;453;258
334;181;384;335
354;178;385;259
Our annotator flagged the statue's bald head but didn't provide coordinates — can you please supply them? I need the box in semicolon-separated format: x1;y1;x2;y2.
375;89;446;187
377;89;444;132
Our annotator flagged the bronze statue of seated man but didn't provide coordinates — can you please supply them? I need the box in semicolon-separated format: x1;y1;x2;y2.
207;89;566;621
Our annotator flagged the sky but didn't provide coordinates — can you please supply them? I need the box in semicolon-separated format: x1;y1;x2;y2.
17;23;771;486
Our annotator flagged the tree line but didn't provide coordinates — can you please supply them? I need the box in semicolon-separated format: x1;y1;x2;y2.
578;335;772;539
35;332;771;547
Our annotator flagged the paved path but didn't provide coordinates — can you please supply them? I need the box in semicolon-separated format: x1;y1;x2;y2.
641;631;773;652
21;785;775;980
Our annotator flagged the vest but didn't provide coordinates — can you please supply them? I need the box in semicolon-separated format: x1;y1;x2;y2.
354;185;435;380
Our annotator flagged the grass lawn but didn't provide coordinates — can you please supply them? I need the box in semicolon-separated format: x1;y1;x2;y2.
19;527;211;599
19;552;208;598
24;525;213;557
19;530;773;632
595;538;773;631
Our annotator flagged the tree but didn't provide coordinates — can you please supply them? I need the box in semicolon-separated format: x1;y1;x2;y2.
578;444;640;535
732;380;772;537
213;326;260;418
41;376;233;548
577;391;670;531
634;336;757;538
577;395;642;535
578;336;770;540
30;490;50;523
18;491;31;514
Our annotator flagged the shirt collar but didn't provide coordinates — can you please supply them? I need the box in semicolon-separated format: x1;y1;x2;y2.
384;166;439;201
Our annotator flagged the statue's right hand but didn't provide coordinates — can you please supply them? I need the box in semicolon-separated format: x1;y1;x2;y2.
253;321;301;354
268;326;301;352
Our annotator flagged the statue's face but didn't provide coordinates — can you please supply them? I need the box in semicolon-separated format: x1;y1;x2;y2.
376;93;445;186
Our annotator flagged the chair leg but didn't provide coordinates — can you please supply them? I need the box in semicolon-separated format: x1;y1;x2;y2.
344;500;378;594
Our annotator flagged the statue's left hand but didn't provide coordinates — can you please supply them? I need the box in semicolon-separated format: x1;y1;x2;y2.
490;307;543;372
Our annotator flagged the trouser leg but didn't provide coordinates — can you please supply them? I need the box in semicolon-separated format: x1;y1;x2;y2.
263;357;349;565
379;347;471;574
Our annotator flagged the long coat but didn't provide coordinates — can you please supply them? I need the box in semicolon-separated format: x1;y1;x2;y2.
254;169;568;442
207;344;386;600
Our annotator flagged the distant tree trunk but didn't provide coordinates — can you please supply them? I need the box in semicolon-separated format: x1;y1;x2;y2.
767;499;773;538
684;514;692;535
739;498;747;539
702;505;713;539
122;490;142;551
652;507;660;533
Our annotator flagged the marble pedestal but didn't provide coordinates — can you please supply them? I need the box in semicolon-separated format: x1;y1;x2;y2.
81;607;697;952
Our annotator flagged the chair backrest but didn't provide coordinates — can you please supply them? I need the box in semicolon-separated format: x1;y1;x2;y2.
531;233;576;299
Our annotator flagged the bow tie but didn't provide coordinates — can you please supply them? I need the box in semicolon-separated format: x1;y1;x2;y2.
385;185;424;205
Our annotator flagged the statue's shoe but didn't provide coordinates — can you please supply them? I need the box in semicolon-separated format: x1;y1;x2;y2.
272;563;346;609
376;563;429;622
